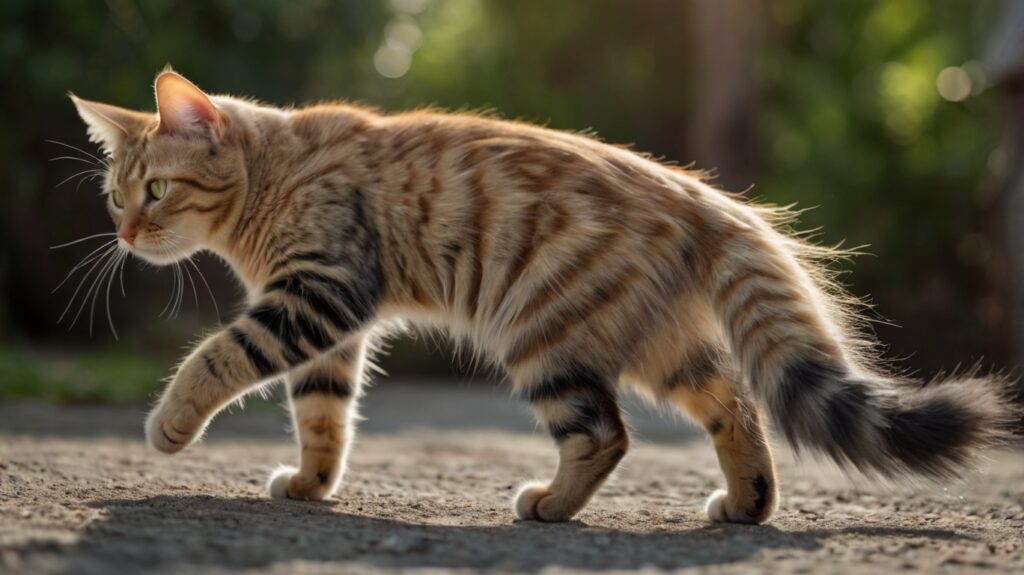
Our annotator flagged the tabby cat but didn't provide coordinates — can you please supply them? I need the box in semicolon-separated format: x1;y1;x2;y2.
69;70;1012;524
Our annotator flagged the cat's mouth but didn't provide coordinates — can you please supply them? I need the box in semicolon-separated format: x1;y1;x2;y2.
127;235;195;266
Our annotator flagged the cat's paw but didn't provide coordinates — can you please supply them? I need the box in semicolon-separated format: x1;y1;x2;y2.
514;482;573;522
268;466;297;499
144;401;204;454
268;465;336;501
705;489;774;524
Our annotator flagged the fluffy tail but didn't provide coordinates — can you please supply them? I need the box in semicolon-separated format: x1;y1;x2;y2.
712;222;1015;478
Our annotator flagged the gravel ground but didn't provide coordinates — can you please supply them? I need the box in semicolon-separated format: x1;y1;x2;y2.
0;382;1021;574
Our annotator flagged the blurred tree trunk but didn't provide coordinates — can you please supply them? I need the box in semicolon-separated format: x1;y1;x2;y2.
688;0;765;192
987;0;1024;371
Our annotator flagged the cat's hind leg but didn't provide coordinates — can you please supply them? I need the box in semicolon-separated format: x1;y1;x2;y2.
513;364;629;522
268;339;366;501
662;343;778;523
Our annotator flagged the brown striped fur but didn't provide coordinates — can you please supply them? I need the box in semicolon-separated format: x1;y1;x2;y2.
71;70;1016;526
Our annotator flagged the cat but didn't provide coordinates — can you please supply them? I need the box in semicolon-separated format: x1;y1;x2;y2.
69;69;1013;525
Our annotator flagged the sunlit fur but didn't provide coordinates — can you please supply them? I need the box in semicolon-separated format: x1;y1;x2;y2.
72;70;1015;525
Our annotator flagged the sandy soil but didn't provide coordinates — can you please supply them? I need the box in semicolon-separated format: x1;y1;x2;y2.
0;382;1021;574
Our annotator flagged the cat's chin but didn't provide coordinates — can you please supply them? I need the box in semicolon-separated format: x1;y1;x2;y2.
130;243;198;266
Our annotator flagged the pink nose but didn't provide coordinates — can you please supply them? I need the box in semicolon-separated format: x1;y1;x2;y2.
118;231;136;246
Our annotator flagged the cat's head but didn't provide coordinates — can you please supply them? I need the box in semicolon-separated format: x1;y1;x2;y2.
71;70;246;266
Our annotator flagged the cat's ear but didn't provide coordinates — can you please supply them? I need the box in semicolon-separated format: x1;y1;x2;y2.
69;94;152;155
154;71;223;141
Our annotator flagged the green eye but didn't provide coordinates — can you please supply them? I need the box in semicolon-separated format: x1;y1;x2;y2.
111;189;124;209
148;179;169;200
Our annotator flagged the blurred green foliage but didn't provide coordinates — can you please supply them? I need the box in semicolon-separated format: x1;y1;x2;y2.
755;1;1005;369
0;346;163;403
0;0;1011;401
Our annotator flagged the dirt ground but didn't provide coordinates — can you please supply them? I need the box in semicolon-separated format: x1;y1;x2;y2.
0;382;1021;574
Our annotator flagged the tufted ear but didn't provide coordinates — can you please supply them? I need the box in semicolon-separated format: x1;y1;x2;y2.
69;94;153;156
154;70;223;141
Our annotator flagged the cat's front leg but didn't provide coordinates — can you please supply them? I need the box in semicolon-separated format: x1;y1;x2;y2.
145;323;280;453
268;340;367;500
146;266;381;454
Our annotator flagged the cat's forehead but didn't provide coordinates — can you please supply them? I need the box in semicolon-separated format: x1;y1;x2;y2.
107;133;199;187
110;137;151;184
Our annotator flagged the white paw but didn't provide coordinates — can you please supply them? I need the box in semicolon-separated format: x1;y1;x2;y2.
513;481;573;522
514;481;549;520
705;489;773;524
705;489;732;522
268;465;298;499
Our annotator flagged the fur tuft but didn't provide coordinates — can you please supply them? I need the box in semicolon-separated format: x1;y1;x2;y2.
766;359;1015;478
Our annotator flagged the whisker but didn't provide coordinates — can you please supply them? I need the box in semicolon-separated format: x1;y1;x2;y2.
174;261;185;319
51;233;118;250
157;242;179;318
165;238;186;319
158;268;176;318
58;244;116;324
62;248;113;329
56;168;106;190
49;155;102;167
52;239;117;293
186;257;221;323
170;262;179;319
103;249;126;340
77;250;120;334
183;259;200;310
45;139;110;167
75;172;105;194
118;249;127;297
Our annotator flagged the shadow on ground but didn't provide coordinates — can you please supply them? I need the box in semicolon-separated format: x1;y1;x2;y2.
51;495;967;573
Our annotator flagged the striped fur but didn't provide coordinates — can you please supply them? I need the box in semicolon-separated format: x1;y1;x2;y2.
72;70;1017;526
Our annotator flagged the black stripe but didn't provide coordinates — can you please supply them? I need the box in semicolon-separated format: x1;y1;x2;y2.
774;358;840;410
706;418;725;435
248;304;308;365
265;272;378;332
203;353;224;384
291;374;352;399
547;388;624;442
519;365;605;404
292;270;377;323
229;327;277;378
521;365;624;442
881;395;973;475
677;235;702;279
775;358;880;468
268;250;342;277
331;280;376;323
303;286;358;332
290;250;339;266
665;344;725;391
266;275;357;332
294;309;333;351
751;474;771;516
173;177;238;193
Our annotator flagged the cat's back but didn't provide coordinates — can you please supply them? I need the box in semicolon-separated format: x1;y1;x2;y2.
373;109;725;224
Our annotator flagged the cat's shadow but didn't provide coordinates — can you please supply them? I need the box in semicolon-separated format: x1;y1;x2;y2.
62;495;967;573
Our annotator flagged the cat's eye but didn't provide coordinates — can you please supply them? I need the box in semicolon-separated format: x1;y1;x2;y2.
148;179;169;201
110;189;124;209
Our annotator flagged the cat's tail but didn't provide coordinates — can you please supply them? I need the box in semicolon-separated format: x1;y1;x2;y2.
711;218;1016;478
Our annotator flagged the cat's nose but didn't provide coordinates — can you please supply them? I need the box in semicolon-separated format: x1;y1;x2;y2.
118;230;136;246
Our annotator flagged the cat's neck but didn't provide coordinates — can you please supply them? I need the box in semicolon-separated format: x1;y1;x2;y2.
206;101;382;291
